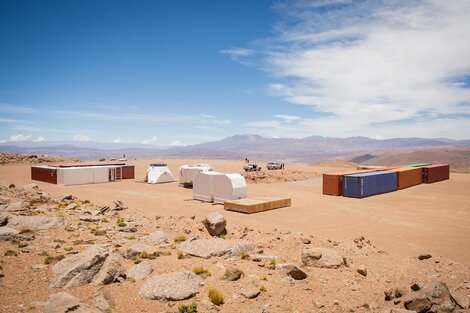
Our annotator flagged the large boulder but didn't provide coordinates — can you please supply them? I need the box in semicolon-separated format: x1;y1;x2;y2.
202;212;226;236
404;281;457;313
8;215;65;230
127;260;153;280
178;238;253;259
92;253;125;285
301;248;345;268
139;271;204;301
43;292;101;313
50;246;109;288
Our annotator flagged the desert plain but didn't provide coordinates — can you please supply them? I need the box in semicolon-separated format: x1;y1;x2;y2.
0;158;469;313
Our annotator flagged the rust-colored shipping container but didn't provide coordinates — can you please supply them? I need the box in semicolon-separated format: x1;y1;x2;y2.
121;165;135;179
394;167;422;189
422;164;449;183
31;166;57;184
323;169;386;196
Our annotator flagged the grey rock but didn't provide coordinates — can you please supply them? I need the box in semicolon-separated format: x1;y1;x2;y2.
93;290;115;312
43;292;101;313
0;226;33;241
178;238;253;259
127;260;153;280
145;230;169;244
404;281;457;313
139;271;204;301
202;212;227;236
301;238;311;244
276;263;307;280
50;246;109;288
301;248;345;268
411;282;422;291
92;253;125;285
79;215;101;222
8;215;65;230
241;289;261;299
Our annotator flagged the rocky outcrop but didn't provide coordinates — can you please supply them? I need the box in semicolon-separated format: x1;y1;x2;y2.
50;246;109;288
139;271;204;301
202;212;227;236
301;248;345;268
178;238;253;259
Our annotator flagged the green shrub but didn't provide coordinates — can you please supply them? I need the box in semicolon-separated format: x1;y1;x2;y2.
259;285;267;292
240;251;250;260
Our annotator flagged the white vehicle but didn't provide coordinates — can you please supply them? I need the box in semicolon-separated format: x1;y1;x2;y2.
267;162;283;170
243;163;261;172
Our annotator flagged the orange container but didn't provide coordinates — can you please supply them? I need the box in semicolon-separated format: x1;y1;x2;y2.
394;167;422;189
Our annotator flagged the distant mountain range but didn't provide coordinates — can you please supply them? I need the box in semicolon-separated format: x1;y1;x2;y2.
1;134;470;168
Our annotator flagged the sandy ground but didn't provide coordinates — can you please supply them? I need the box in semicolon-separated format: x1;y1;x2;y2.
1;159;469;266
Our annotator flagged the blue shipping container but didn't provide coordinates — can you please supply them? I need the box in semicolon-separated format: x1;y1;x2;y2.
342;170;397;198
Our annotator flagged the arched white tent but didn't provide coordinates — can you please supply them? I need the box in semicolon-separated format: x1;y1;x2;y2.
146;164;175;184
213;173;247;204
179;164;215;187
193;171;223;202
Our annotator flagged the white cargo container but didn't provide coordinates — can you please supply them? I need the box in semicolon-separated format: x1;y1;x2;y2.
193;171;223;202
178;164;215;187
213;173;247;204
56;165;121;186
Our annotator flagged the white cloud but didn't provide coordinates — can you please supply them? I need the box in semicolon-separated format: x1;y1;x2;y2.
275;114;300;122
220;48;254;61
73;133;90;141
33;136;45;142
0;118;35;124
0;103;36;114
199;114;232;125
113;138;122;143
142;136;158;144
228;0;470;139
9;134;32;141
170;140;185;146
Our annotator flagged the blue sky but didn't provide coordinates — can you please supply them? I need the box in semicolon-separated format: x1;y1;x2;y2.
1;0;470;145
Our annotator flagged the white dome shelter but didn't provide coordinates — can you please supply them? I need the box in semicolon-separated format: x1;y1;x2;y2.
213;173;247;204
146;163;175;184
193;171;223;202
179;164;215;187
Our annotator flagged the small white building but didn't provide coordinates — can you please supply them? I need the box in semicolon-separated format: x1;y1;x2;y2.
193;171;223;202
178;164;215;187
213;173;247;204
146;164;175;184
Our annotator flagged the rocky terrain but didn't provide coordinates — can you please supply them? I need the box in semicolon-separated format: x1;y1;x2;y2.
0;153;80;165
0;182;469;313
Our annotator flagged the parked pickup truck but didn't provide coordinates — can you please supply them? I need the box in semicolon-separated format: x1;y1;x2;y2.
267;162;283;170
243;163;262;172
